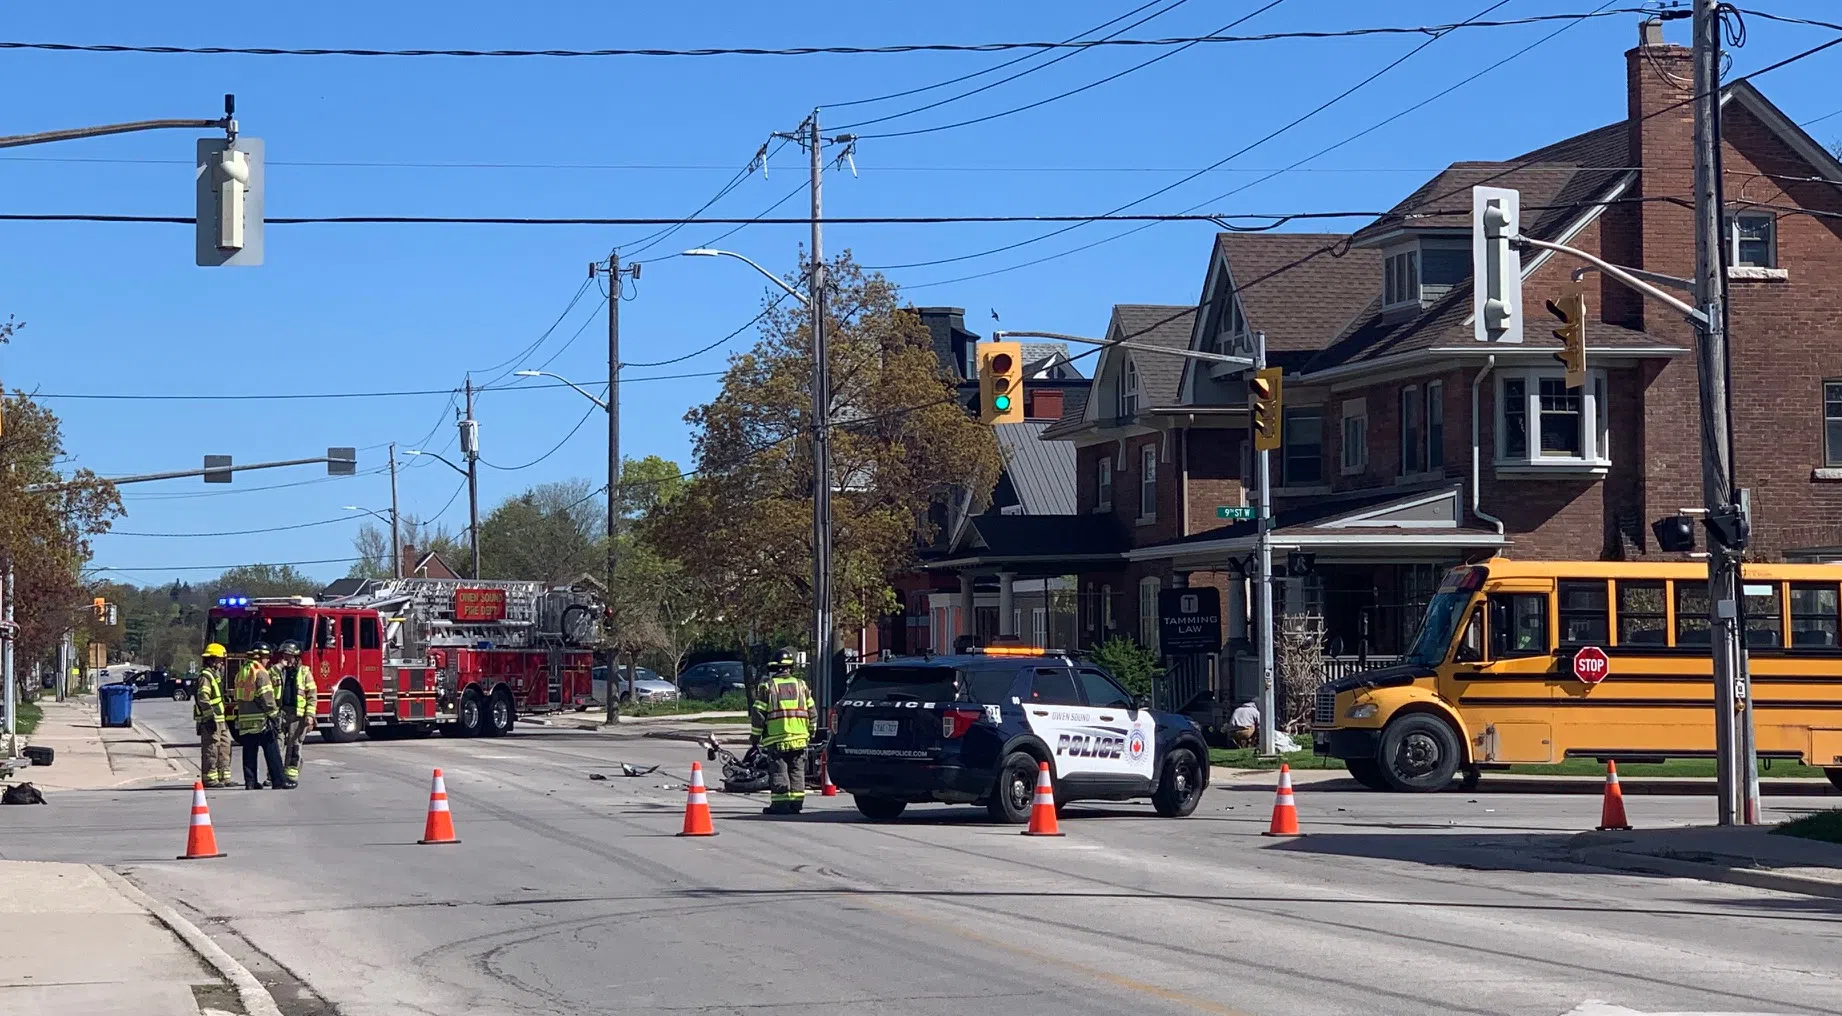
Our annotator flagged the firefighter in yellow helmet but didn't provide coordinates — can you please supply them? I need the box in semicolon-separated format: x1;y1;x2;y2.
194;643;233;788
273;641;318;784
231;642;290;789
750;648;814;815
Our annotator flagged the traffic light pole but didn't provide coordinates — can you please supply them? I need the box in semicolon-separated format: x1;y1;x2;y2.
1253;331;1276;757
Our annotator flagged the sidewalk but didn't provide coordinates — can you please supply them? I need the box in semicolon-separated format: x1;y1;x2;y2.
1570;824;1842;899
0;861;279;1015
1207;766;1838;796
13;696;185;792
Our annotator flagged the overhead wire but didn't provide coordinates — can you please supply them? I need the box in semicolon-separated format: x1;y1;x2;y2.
94;557;367;573
479;392;605;471
106;516;359;538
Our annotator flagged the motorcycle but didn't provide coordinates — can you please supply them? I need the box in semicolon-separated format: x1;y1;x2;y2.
701;730;827;795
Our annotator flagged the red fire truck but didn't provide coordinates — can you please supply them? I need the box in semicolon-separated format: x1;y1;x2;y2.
203;578;602;740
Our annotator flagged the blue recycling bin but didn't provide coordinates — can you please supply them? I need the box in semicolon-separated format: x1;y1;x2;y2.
99;683;134;728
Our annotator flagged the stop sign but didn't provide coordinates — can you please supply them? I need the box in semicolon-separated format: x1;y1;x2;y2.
1573;645;1610;684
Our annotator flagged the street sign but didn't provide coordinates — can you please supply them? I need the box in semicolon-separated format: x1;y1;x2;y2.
327;447;357;476
1572;645;1610;685
88;641;108;671
1217;506;1256;521
1158;588;1221;655
203;455;233;483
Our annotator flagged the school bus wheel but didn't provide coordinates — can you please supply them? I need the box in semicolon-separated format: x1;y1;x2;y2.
1377;713;1462;793
1826;768;1842;793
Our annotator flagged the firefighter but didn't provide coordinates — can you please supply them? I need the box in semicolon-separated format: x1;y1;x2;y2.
231;642;291;790
750;648;814;815
273;641;318;784
194;643;233;789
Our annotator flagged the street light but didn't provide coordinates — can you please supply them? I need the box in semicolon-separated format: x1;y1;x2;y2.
514;370;608;410
405;449;477;575
684;245;833;720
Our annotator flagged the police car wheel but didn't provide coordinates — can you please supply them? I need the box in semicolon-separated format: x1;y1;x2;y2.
1152;748;1204;817
853;795;906;821
986;751;1040;824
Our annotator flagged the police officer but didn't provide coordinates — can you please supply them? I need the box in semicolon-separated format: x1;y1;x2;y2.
750;648;815;815
195;643;233;789
272;641;318;784
231;642;291;789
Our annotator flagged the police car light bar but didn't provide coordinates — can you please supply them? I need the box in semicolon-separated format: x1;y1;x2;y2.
968;646;1066;658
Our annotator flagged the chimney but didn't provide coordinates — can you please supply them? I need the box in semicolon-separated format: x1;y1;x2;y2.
400;543;416;578
1611;16;1697;328
1027;388;1064;421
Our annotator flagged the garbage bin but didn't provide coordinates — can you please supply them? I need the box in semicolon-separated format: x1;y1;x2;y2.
99;683;134;728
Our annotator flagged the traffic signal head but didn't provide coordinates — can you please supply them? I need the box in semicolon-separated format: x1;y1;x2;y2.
978;341;1024;424
1546;292;1587;388
1652;515;1696;553
92;597;105;621
1471;186;1523;344
1249;367;1283;452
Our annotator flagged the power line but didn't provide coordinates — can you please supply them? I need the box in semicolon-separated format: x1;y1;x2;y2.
105;516;358;538
117;466;391;501
473;276;595;385
851;0;1288;141
622;291;794;370
479;393;604;471
0;15;1654;60
0;209;1568;227
29;372;721;402
94;557;366;574
619;138;786;260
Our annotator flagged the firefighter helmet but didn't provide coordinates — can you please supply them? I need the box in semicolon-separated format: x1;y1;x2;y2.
278;640;301;657
250;641;272;656
202;643;227;659
768;647;798;669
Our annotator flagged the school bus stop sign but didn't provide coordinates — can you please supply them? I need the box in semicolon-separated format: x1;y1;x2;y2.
1573;645;1610;685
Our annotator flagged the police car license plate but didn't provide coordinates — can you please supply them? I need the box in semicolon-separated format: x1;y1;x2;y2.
872;719;899;737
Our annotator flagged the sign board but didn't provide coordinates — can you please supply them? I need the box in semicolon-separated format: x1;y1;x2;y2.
327;447;357;476
88;641;108;670
1572;645;1610;685
1216;506;1256;521
453;587;508;623
1158;588;1222;655
203;455;233;483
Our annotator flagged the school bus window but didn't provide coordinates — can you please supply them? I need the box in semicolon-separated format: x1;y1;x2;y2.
1676;582;1712;647
1558;580;1609;645
1454;608;1483;663
1617;581;1667;646
1489;593;1548;657
1790;583;1839;647
1742;582;1783;648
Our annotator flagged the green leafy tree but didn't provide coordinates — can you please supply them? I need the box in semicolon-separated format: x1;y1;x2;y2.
1089;636;1162;697
646;253;1002;643
207;564;321;600
478;479;600;584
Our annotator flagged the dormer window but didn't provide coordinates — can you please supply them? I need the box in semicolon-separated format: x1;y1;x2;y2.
1119;357;1141;417
1384;250;1419;307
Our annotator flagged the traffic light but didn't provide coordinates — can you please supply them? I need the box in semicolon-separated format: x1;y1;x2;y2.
1471;185;1523;344
978;341;1024;425
1249;367;1283;452
1546;291;1587;389
194;100;265;268
105;604;118;627
92;597;106;621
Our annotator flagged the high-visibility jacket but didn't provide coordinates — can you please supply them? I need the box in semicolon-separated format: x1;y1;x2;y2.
274;662;318;720
193;664;227;725
231;661;279;735
750;673;814;749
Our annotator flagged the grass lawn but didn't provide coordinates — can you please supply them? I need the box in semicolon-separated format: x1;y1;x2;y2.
16;699;42;737
1208;748;1345;771
1503;758;1826;779
1775;810;1842;845
621;693;748;717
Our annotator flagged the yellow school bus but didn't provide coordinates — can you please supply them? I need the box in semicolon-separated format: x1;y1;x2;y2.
1312;557;1842;792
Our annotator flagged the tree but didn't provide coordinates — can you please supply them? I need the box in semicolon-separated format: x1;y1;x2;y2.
477;479;600;584
646;253;1002;643
1089;636;1162;697
207;564;321;600
348;515;471;579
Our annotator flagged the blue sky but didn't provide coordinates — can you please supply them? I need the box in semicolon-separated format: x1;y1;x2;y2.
2;1;1838;585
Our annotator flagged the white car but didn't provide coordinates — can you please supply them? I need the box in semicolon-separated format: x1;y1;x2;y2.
592;666;679;704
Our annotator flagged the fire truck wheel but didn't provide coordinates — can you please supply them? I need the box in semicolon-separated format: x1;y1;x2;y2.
485;690;515;737
458;689;487;737
323;689;366;744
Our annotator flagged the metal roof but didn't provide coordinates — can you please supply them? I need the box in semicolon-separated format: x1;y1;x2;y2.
995;420;1076;515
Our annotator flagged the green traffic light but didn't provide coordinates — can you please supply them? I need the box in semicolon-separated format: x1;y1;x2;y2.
993;394;1012;412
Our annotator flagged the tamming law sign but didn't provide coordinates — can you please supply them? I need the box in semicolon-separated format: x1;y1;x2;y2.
1157;588;1222;655
453;587;508;623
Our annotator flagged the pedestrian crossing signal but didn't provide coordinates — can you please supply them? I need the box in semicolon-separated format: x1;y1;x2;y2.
1250;367;1283;452
979;341;1024;425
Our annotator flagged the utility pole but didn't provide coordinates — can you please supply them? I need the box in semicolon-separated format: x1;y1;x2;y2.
1253;332;1276;757
462;376;481;579
388;442;402;580
1691;0;1756;825
3;565;14;758
605;252;622;728
808;109;835;720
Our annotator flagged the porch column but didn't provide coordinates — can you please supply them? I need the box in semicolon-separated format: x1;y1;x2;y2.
1171;571;1189;589
1226;570;1248;641
958;573;975;641
998;571;1017;637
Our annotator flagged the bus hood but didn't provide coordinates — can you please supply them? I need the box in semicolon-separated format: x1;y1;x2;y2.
1325;663;1436;694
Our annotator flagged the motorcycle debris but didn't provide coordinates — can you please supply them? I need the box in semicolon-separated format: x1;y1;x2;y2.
588;773;608;781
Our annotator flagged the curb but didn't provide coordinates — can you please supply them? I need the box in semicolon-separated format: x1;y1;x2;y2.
1567;845;1842;900
91;866;284;1016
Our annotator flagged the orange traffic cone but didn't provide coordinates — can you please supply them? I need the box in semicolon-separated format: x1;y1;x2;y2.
820;756;839;798
176;781;226;860
1020;761;1064;837
417;768;461;845
1596;760;1632;831
677;761;718;837
1262;764;1302;837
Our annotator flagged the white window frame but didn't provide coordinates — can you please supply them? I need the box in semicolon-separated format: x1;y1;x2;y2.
1495;367;1611;473
1340;398;1368;475
1139;577;1161;651
1728;211;1777;269
1425;381;1445;471
1101;583;1114;632
1138;443;1158;523
1095;455;1113;512
1383;248;1420;308
1399;385;1421;476
1119;357;1141;417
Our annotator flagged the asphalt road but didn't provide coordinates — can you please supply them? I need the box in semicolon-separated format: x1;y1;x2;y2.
4;698;1840;1016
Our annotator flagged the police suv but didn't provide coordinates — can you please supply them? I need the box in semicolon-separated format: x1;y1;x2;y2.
827;647;1211;823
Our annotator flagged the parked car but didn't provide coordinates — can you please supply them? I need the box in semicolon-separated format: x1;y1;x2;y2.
591;665;679;704
677;660;747;701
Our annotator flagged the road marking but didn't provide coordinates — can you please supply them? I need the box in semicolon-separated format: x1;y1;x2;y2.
1563;1001;1795;1016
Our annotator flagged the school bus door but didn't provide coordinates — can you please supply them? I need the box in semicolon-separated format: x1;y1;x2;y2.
1443;582;1559;763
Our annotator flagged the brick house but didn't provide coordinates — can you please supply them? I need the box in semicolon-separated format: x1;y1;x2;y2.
1041;18;1842;704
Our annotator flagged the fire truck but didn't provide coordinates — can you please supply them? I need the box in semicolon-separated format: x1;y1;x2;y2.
203;578;602;740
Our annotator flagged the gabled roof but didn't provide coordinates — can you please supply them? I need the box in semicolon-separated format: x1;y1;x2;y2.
1213;233;1380;353
1109;304;1195;407
995;420;1076;515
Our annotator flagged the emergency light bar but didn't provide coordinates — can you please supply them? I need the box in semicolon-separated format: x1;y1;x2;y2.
216;595;251;608
967;646;1066;658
